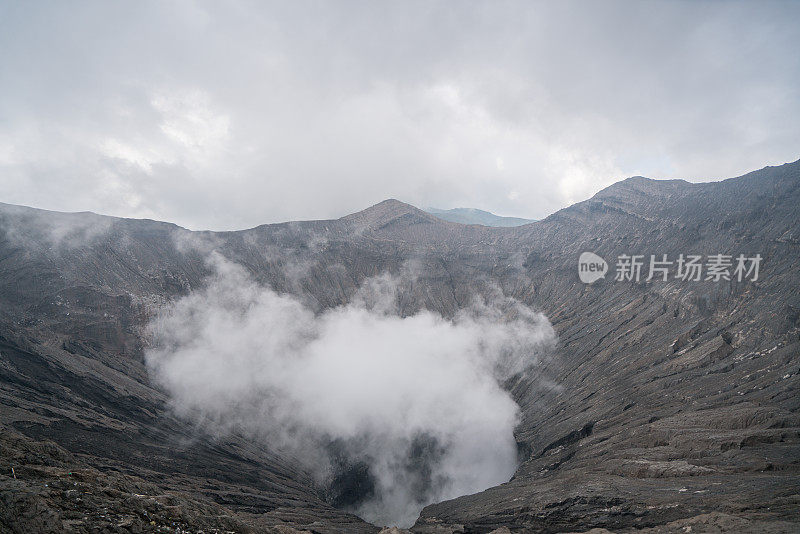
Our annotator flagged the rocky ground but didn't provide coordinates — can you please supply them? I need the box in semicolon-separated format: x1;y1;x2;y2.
1;159;798;532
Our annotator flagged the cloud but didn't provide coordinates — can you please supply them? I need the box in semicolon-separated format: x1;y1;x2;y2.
145;253;556;526
0;1;798;229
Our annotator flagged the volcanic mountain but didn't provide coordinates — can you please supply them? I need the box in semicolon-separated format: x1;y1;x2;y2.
0;160;798;533
424;207;535;227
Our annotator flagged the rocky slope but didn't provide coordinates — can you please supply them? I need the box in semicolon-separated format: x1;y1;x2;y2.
415;163;800;532
1;159;799;533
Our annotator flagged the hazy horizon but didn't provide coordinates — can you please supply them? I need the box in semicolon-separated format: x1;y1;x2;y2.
1;1;798;230
1;157;796;231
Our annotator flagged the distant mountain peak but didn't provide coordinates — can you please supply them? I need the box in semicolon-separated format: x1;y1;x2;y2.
425;207;535;227
340;198;441;231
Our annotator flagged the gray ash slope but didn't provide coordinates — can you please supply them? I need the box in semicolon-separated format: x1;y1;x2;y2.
0;159;799;533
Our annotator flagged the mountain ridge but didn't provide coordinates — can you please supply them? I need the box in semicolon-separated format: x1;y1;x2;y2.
3;157;799;232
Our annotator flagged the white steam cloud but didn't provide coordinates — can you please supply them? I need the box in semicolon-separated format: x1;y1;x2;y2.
145;254;555;527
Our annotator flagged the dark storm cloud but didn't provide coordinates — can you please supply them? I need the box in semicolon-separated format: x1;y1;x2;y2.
0;0;798;229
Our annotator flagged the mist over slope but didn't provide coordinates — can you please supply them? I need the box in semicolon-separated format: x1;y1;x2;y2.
0;160;798;532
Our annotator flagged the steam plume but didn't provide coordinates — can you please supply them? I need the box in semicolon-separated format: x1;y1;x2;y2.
145;253;555;527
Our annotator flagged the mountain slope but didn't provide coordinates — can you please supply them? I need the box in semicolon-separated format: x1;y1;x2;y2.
416;160;800;532
1;160;799;533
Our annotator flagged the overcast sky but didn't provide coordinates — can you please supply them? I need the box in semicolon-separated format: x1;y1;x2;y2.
0;1;798;230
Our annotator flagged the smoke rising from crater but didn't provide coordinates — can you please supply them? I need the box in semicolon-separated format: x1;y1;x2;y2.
145;254;555;527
